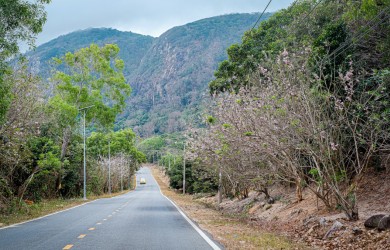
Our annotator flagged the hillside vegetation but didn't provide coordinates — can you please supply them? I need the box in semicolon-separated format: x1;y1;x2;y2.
160;0;390;223
1;41;145;213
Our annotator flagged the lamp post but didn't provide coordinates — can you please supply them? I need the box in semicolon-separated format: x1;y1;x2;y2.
183;143;186;195
108;138;111;195
120;153;123;192
79;105;94;200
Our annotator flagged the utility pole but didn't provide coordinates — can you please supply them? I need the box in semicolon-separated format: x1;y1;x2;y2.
79;105;94;200
183;143;186;195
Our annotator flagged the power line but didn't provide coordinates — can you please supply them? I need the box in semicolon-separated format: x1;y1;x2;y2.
251;0;273;30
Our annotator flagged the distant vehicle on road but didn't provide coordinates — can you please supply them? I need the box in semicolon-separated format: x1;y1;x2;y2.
140;178;146;184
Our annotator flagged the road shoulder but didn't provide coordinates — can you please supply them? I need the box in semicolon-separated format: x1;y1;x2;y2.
150;165;301;249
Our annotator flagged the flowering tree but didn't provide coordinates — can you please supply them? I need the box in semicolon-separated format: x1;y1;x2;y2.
191;48;389;220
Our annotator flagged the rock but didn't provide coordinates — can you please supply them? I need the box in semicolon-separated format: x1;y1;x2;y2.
264;204;272;210
364;214;385;229
378;215;390;231
259;201;266;207
0;223;4;227
267;197;275;204
323;221;344;239
352;227;363;235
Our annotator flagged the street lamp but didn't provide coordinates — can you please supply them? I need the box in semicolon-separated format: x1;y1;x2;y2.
108;137;111;195
183;143;186;195
79;105;94;200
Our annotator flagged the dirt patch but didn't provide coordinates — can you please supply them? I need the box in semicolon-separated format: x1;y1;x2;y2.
149;164;305;249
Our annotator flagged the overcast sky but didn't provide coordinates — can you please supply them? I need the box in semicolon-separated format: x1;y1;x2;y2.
34;0;294;48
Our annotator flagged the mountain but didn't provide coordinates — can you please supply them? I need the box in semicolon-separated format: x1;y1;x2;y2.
26;28;155;78
26;13;272;136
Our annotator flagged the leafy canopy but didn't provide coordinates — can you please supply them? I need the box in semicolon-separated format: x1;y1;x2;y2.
0;0;50;124
88;129;146;163
49;43;131;130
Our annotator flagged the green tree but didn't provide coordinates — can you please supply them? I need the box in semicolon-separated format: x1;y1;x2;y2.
88;129;146;163
0;0;50;123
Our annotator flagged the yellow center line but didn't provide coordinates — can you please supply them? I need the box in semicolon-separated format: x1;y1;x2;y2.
88;227;95;231
78;234;86;239
63;244;73;250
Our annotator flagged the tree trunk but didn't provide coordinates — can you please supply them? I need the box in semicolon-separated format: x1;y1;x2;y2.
217;166;222;205
17;167;39;204
296;178;303;202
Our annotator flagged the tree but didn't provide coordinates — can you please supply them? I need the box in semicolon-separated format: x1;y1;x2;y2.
0;63;53;208
87;129;146;193
0;0;51;123
48;43;131;192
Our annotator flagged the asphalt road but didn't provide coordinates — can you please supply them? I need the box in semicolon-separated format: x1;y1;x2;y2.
0;167;221;250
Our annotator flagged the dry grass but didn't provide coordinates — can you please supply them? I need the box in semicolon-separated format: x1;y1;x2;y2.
150;165;304;250
0;187;134;227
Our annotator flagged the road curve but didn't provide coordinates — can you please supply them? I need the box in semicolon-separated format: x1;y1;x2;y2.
0;167;222;250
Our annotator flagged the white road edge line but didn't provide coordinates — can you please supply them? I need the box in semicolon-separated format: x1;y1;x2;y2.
0;199;99;230
149;167;222;250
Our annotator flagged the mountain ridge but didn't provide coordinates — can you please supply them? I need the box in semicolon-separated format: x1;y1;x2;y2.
26;12;272;136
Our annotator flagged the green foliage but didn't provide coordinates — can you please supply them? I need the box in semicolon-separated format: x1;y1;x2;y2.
206;115;216;124
0;68;12;124
0;0;50;124
209;4;307;93
26;136;61;201
88;129;146;163
222;123;232;129
49;43;131;130
163;157;217;194
310;20;349;87
0;0;50;60
209;0;390;94
138;136;165;152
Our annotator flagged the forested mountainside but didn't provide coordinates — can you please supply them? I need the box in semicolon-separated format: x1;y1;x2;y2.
126;13;271;136
26;28;155;79
26;13;271;136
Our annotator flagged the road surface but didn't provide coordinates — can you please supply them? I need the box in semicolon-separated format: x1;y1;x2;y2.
0;167;221;250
